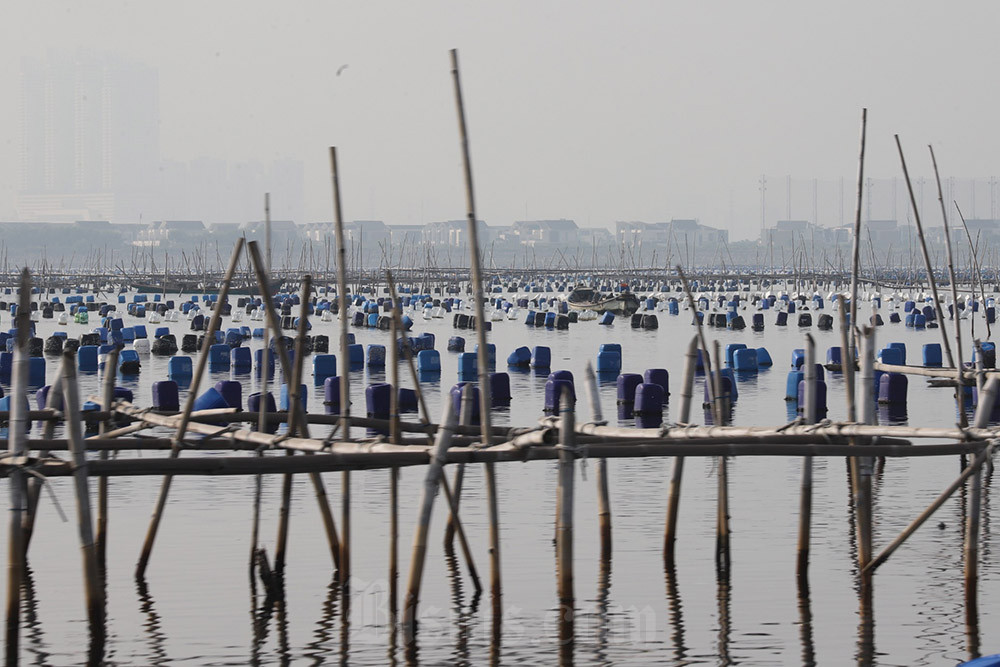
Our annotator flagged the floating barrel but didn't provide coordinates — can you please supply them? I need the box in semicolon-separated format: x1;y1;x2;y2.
630;313;643;328
524;310;536;326
913;313;926;329
752;313;764;331
448;336;466;352
168;356;193;380
474;343;497;368
27;338;43;357
980;342;996;369
214;380;242;409
544;378;575;413
791;349;805;369
728;315;745;330
347;343;364;368
151;381;180;412
785;370;804;401
193;387;229;412
398;388;418;413
634;383;665;416
756;348;773;367
458;352;477;378
366;344;386;368
78;345;99;372
531;346;551;369
596;344;621;374
27;358;45;387
796;379;828;416
871;313;884;326
227;346;250;373
323;377;341;410
733;348;758;372
255;349;276;378
417;349;441;374
889;312;901;323
180;334;198;353
490;372;512;405
787;301;796;314
119;349;141;374
544;312;557;328
507;346;531;368
703;372;735;406
643;368;669;399
314;335;329;353
878;346;903;366
878;373;908;404
616;373;643;406
987;306;996;324
817;314;833;330
922;343;942;367
776;311;788;326
692;311;704;325
725;343;747;368
279;384;308;413
207;343;229;371
450;382;480;424
598;312;615;325
44;335;63;355
922;305;935;321
313;354;337;382
365;383;393;419
797;313;812;327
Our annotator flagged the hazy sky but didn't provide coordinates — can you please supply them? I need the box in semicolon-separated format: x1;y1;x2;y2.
3;1;1000;239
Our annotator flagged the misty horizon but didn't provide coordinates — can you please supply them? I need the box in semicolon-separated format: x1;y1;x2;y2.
4;3;1000;241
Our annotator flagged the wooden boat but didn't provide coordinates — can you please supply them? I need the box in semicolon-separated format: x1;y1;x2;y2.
566;285;640;316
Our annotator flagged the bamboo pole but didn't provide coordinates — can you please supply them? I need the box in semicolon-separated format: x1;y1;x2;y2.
965;378;997;621
273;276;312;578
930;145;967;427
713;342;730;571
136;238;245;578
402;399;457;638
954;202;991;340
329;147;352;586
798;334;816;579
60;349;105;640
583;362;612;560
389;308;400;616
445;381;474;547
556;387;576;643
22;373;62;553
450;48;500;614
96;347;118;574
5;268;31;664
664;336;698;563
849;108;868;358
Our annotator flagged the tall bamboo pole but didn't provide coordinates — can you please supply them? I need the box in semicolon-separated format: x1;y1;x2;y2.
96;346;119;574
449;48;500;612
5;268;31;664
797;334;816;579
849;109;868;358
136;238;245;577
965;378;997;624
929;146;968;428
556;387;576;653
329;147;352;586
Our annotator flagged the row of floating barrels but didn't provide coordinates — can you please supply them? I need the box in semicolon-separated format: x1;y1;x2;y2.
524;311;574;329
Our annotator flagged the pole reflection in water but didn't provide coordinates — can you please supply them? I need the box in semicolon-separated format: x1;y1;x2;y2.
136;577;168;666
716;562;732;666
22;566;51;666
304;576;339;664
593;555;611;666
663;558;687;664
445;545;480;667
856;575;875;666
340;579;351;665
797;574;816;667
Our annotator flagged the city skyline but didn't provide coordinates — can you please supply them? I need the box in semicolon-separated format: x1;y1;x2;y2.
4;3;1000;239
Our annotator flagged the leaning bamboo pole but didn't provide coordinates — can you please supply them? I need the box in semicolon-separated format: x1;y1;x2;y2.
583;362;612;560
664;336;699;563
849;108;868;358
60;348;105;638
450;48;500;614
136;238;245;578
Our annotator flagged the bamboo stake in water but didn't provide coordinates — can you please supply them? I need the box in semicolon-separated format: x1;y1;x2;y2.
6;268;31;664
965;378;997;624
664;335;699;563
97;346;119;574
556;387;576;646
450;47;500;614
60;349;105;640
23;374;63;554
712;342;731;571
136;238;245;578
583;362;612;560
930;145;967;427
329;147;352;586
445;382;475;547
798;334;817;580
403;399;457;639
849;108;868;359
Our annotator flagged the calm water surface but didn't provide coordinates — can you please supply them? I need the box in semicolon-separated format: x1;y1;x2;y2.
2;291;997;665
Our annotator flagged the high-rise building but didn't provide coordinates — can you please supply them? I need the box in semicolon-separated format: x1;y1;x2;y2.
17;49;159;221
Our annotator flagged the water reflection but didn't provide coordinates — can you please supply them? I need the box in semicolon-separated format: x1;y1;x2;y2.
445;545;480;667
22;565;52;667
716;562;733;666
303;576;339;665
136;577;168;666
663;558;687;664
797;575;816;667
